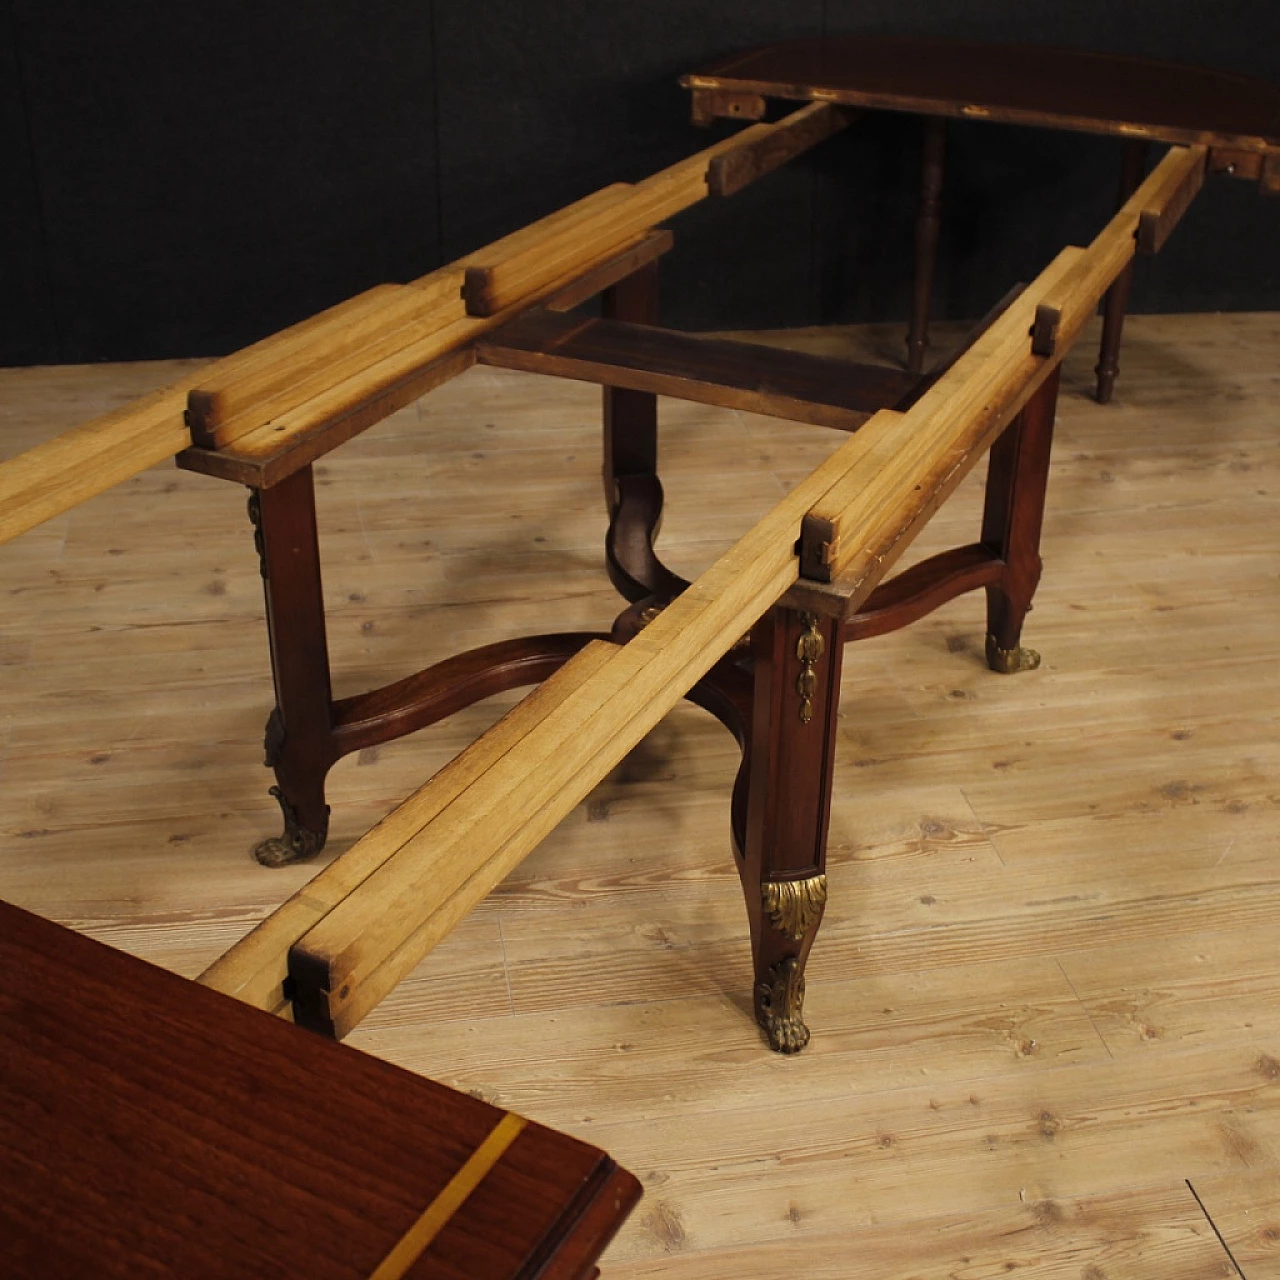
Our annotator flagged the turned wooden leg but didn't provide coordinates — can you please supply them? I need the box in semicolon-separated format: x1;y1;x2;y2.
249;466;339;866
980;366;1062;673
905;116;946;375
737;606;843;1053
1095;139;1149;404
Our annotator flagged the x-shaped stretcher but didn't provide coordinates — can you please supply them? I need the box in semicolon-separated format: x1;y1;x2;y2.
0;106;1210;1051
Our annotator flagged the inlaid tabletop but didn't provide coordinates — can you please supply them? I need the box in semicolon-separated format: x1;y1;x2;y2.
1;901;639;1280
684;37;1280;154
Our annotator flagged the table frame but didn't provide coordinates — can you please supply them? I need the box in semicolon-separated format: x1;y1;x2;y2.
183;244;1062;1051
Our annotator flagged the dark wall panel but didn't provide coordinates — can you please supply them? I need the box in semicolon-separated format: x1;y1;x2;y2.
0;0;56;365
12;2;439;362
817;0;1280;324
1;4;1276;364
431;0;824;329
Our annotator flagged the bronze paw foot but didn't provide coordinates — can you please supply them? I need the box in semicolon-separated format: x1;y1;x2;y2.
253;785;328;868
985;634;1041;674
754;956;811;1054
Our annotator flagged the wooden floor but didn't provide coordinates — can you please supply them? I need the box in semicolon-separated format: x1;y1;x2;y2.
1;311;1277;1277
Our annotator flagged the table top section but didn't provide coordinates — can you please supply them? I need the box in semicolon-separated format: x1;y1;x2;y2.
685;37;1280;153
1;901;639;1280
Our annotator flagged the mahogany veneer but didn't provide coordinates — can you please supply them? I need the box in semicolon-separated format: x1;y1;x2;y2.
0;900;639;1280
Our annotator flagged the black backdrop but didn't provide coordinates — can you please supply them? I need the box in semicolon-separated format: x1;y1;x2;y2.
2;1;1277;366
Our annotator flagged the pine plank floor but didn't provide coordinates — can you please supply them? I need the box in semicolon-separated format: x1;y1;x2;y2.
1;311;1277;1276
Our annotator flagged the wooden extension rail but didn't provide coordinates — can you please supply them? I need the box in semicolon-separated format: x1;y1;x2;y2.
0;102;849;547
199;143;1207;1038
200;399;901;1035
802;143;1206;588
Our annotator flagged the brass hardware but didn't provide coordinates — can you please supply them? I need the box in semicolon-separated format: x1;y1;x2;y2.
795;613;825;723
754;956;809;1054
762;874;827;941
254;785;329;868
985;634;1041;674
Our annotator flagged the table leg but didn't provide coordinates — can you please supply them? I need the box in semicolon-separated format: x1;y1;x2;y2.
737;606;843;1053
248;465;338;866
601;263;659;517
906;116;946;375
601;261;687;603
1095;139;1149;403
980;366;1061;674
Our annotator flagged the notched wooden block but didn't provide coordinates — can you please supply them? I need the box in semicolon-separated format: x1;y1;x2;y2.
689;87;768;126
1137;147;1207;253
463;265;502;318
1208;147;1264;181
799;512;839;584
1263;153;1280;196
1031;305;1062;358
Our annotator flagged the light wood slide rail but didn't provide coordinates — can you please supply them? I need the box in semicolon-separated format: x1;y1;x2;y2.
187;183;639;446
208;232;664;465
706;101;853;197
1031;144;1206;357
462;102;846;316
185;280;467;447
200;147;1206;1038
801;144;1204;594
204;403;913;1033
175;234;682;490
799;246;1082;588
0;104;840;543
198;640;618;1018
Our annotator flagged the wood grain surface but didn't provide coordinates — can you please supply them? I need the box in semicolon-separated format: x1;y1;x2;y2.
0;309;1276;1276
685;37;1280;154
1;900;639;1279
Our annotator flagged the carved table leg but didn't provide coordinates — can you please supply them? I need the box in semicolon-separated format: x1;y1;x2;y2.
906;116;946;375
1095;138;1149;403
737;607;843;1052
249;466;338;866
980;366;1062;674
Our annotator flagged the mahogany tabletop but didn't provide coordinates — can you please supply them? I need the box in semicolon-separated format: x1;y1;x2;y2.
0;900;640;1280
684;37;1280;155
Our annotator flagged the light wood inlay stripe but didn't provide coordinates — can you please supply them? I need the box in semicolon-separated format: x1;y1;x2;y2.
368;1113;528;1280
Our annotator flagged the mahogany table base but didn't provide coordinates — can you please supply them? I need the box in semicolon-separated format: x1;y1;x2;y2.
241;258;1061;1053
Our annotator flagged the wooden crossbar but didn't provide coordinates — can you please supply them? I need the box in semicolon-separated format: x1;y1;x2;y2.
477;310;919;430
